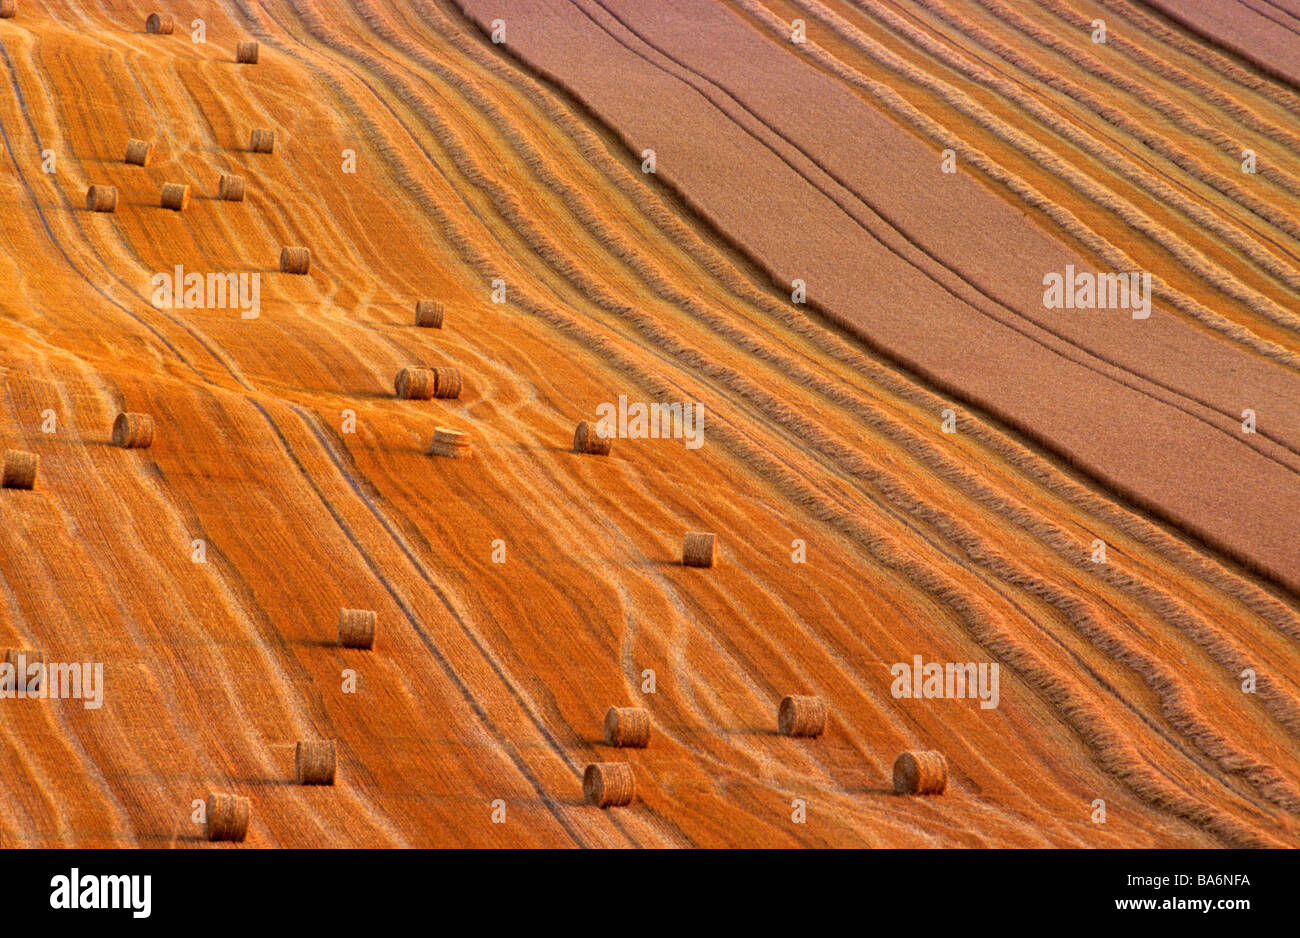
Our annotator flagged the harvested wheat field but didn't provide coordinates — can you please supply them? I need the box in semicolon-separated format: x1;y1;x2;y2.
0;0;1297;853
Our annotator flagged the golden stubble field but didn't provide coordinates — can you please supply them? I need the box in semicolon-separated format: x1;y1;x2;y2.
0;0;1298;847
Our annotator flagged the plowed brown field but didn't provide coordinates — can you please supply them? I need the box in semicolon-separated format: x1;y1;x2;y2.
1;0;1298;848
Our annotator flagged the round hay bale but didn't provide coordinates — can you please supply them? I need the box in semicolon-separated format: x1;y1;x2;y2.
124;139;152;166
573;420;611;455
394;366;434;400
682;531;716;568
777;695;826;737
145;13;173;34
280;246;309;275
338;608;376;649
583;763;635;808
603;707;650;748
428;426;473;459
0;1;15;19
204;793;250;842
295;739;336;785
85;185;117;213
249;128;275;153
1;450;38;489
414;300;444;328
235;40;259;64
893;750;948;795
432;367;462;400
217;174;246;202
112;412;155;449
160;182;190;212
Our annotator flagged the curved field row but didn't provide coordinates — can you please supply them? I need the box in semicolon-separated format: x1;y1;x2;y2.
768;0;1300;352
1138;0;1300;89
